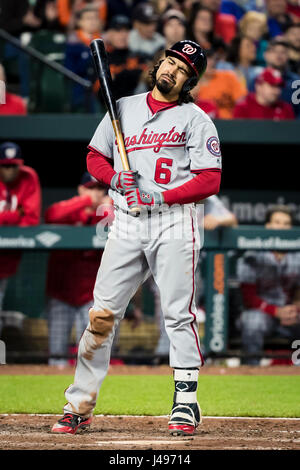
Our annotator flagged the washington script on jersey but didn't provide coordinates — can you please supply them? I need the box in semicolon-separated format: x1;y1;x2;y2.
115;126;187;154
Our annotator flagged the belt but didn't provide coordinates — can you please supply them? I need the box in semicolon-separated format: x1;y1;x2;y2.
115;205;160;218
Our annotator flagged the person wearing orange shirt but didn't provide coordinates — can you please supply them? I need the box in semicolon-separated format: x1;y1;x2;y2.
57;0;107;30
194;47;247;119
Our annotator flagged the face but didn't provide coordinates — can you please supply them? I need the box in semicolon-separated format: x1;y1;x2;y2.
266;211;292;229
285;27;300;49
193;10;213;35
155;55;191;98
239;37;256;62
134;20;157;39
200;0;221;12
256;81;281;104
265;45;289;68
266;0;286;16
107;28;129;49
78;10;101;35
0;165;20;183
163;19;185;44
244;20;265;41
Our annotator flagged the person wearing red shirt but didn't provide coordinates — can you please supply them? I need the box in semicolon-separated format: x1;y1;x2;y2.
0;142;41;333
198;0;236;44
0;64;27;115
233;67;295;120
44;172;114;368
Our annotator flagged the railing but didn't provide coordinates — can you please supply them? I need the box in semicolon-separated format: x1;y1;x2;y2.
1;225;299;364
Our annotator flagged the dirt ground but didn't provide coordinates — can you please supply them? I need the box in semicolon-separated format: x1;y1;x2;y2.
0;415;300;450
1;364;300;450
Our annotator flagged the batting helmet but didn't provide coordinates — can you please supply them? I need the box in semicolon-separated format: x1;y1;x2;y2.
165;40;207;92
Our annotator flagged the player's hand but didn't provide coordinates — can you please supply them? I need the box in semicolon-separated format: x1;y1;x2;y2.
125;188;164;209
110;171;138;194
275;305;299;326
204;214;220;230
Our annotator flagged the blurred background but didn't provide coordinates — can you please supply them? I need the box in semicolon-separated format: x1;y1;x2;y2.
1;0;300;368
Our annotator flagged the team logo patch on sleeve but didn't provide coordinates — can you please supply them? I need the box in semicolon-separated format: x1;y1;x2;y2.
206;136;221;157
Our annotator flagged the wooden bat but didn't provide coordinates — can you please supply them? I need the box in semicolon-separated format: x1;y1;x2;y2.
90;39;140;213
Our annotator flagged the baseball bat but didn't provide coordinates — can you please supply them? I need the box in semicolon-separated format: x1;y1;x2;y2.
90;39;140;213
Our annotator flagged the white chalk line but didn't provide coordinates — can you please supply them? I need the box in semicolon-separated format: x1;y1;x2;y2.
1;414;300;420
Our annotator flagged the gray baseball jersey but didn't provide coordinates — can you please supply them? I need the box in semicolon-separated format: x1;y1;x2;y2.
89;92;222;210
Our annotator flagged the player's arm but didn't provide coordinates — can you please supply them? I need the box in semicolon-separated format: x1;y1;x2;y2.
87;112;137;193
18;171;41;226
45;195;95;224
0;210;22;225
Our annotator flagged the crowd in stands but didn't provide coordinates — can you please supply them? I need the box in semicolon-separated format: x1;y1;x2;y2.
0;0;300;118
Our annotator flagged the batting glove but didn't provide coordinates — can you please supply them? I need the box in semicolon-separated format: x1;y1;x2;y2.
125;188;164;208
111;170;138;194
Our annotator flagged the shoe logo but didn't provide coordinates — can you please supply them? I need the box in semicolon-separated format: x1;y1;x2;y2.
175;382;189;392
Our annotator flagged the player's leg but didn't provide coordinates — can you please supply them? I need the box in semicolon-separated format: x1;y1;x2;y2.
144;205;203;436
56;211;150;431
47;298;74;368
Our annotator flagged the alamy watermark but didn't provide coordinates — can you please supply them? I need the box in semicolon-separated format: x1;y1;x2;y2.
292;81;300;105
291;340;300;366
0;80;5;105
94;203;205;250
0;340;6;364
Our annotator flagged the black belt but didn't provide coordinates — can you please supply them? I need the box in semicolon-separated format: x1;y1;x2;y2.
115;206;160;218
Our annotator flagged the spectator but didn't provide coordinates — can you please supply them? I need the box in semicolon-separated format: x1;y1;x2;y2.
237;205;300;365
27;2;68;113
249;39;300;117
220;0;245;21
0;0;40;99
0;0;41;35
284;24;300;75
195;0;237;44
64;6;102;112
196;98;220;118
194;47;247;119
287;0;300;22
128;3;166;59
238;11;269;65
265;0;293;37
226;35;260;88
160;9;186;49
103;15;148;100
187;6;216;49
57;0;107;30
234;67;295;119
0;64;27;115
106;0;144;25
0;142;41;334
44;172;114;368
33;0;64;31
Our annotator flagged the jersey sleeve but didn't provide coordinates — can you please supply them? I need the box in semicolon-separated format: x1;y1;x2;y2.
236;252;258;284
88;112;114;160
187;116;222;173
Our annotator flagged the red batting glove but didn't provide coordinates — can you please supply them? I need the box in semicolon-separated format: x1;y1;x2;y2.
125;188;164;208
110;170;138;194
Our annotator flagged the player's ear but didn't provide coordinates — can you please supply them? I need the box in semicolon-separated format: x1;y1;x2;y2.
78;184;85;196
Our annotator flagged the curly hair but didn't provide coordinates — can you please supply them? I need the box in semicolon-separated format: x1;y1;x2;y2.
149;60;195;106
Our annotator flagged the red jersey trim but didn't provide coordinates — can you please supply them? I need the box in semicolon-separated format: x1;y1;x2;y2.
87;145;113;160
191;168;222;174
126;143;185;154
146;93;178;115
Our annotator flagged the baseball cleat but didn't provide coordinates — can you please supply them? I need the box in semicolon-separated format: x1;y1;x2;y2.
51;413;92;434
168;402;202;436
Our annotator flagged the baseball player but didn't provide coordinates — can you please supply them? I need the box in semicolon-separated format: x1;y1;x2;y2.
52;40;222;436
0;142;41;335
44;172;114;368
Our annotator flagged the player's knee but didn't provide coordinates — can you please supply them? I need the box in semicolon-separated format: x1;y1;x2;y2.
88;308;114;338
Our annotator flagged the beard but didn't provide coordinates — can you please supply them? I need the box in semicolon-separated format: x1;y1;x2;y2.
156;76;175;95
